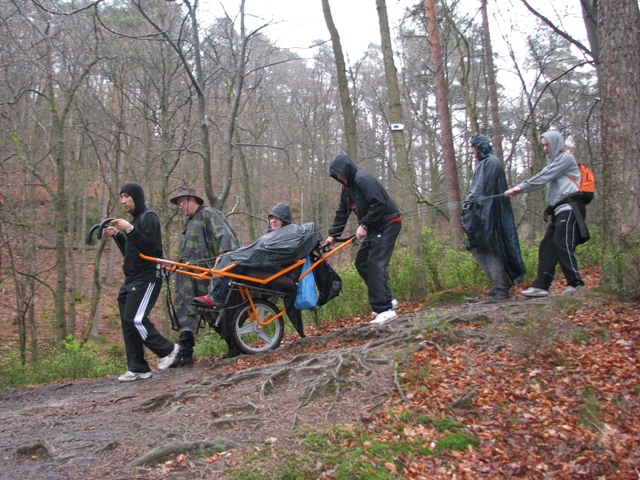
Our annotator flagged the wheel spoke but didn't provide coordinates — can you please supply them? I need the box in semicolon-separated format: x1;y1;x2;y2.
237;322;257;335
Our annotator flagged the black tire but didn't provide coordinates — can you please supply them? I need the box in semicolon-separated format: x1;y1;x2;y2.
230;299;284;354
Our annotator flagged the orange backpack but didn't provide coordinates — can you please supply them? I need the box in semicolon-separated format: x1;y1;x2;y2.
565;151;595;204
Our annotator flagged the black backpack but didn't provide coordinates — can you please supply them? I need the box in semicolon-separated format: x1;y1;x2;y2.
313;257;342;307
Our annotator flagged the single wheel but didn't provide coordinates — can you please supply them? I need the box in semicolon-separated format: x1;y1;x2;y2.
231;299;284;354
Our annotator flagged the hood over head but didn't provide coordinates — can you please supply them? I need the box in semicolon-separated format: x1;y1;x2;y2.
469;133;494;161
119;182;146;216
329;154;358;186
541;130;566;159
268;203;293;226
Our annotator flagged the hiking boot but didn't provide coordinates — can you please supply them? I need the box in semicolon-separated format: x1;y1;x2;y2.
520;287;549;298
118;371;152;382
488;290;510;300
170;331;195;368
222;348;241;359
157;344;180;370
369;310;398;325
562;285;585;295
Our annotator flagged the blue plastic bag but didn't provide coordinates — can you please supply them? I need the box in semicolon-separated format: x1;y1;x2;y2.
294;256;317;310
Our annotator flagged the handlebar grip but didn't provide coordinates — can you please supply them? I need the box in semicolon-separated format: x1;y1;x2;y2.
320;235;356;252
86;224;101;245
96;218;116;240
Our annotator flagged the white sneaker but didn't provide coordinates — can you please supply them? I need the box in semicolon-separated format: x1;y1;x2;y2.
391;298;399;309
118;371;152;382
369;310;398;325
562;285;584;294
520;287;549;298
157;344;180;371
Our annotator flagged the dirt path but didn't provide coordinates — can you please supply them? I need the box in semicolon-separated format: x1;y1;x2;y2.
0;296;584;479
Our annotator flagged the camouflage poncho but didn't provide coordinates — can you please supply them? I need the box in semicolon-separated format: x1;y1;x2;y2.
174;206;239;319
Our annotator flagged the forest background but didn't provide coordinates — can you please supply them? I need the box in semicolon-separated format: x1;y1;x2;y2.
0;0;639;370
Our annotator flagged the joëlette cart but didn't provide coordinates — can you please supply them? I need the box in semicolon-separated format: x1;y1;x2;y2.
88;218;352;356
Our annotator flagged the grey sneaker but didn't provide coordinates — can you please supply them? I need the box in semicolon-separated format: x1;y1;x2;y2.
157;344;180;371
118;371;152;382
562;285;585;295
391;298;399;309
520;287;549;298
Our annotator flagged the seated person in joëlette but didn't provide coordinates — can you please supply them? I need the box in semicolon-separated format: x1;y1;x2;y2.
193;203;321;308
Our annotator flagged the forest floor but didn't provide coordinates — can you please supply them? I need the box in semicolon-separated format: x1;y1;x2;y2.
1;268;639;480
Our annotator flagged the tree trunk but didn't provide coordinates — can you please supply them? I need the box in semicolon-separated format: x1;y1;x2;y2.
374;0;427;296
424;0;464;247
45;40;69;343
599;0;640;298
322;0;358;161
480;0;504;162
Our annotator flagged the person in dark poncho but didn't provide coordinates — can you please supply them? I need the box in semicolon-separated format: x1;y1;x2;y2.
461;133;526;300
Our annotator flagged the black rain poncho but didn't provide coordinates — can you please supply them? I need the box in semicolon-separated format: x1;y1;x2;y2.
216;222;322;271
461;134;526;283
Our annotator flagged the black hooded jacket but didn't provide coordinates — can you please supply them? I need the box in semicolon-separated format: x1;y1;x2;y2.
267;202;293;232
328;154;400;237
113;182;164;283
461;134;526;282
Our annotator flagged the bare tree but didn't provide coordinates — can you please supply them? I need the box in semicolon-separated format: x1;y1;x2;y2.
321;0;357;161
480;0;504;161
424;0;464;246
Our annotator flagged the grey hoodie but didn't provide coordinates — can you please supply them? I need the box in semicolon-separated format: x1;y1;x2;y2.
516;131;580;215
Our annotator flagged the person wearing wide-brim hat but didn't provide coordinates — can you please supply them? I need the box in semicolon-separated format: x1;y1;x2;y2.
169;187;240;365
169;187;205;207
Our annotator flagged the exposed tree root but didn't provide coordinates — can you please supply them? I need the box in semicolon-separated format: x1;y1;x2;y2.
128;438;242;466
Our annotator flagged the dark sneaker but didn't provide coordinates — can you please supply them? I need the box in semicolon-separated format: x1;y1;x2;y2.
488;292;510;301
170;355;193;368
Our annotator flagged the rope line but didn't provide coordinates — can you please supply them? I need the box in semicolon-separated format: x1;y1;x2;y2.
312;193;510;238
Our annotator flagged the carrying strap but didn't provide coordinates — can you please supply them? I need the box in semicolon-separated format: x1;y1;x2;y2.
162;269;181;331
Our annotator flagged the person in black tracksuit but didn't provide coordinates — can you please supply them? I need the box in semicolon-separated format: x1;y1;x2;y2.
104;182;178;382
324;154;402;324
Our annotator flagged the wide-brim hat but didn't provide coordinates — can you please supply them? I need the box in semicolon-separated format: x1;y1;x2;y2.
170;187;204;205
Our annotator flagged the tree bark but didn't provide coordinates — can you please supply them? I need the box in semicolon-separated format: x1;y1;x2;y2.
424;0;464;247
322;0;358;161
480;0;504;162
599;0;640;297
376;0;427;296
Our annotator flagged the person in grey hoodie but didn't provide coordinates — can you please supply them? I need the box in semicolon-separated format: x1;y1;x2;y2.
505;131;587;297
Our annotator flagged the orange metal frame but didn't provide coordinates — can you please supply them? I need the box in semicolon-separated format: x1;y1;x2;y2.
139;238;354;329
